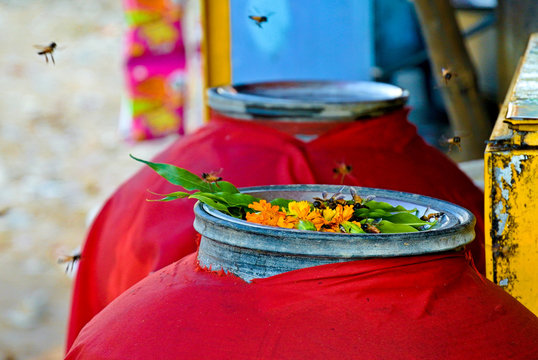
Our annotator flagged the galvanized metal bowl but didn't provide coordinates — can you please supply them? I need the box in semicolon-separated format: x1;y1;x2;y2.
194;185;475;282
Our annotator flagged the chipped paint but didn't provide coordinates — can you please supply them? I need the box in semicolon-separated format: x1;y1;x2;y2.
494;163;512;186
485;34;538;315
486;151;538;314
493;202;508;236
511;154;527;173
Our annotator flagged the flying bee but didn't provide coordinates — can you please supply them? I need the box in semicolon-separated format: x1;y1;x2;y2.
248;11;274;28
439;135;463;153
249;15;268;28
333;162;352;184
58;252;81;273
0;206;10;217
34;42;57;64
441;67;458;85
201;169;223;186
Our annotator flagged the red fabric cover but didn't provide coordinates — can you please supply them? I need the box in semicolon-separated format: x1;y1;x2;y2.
66;108;485;349
66;252;538;360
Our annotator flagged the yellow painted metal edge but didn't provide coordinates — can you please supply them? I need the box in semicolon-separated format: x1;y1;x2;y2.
201;0;232;121
484;34;538;315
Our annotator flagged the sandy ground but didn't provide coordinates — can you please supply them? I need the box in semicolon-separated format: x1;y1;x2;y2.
0;1;175;358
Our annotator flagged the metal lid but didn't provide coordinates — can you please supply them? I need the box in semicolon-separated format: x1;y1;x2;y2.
208;81;409;121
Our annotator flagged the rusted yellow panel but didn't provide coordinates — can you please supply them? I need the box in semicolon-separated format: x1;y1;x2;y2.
485;151;538;313
485;33;538;314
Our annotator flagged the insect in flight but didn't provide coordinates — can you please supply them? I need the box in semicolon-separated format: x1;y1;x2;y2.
441;67;458;85
248;11;274;28
201;169;223;186
333;162;353;184
34;42;58;64
439;135;463;153
58;252;81;273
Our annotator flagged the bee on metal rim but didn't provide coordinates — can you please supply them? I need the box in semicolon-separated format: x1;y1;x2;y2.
361;223;381;234
201;169;223;186
441;67;458;85
34;42;57;64
333;162;352;185
58;252;81;273
349;188;362;205
313;187;347;210
349;188;369;211
421;212;443;222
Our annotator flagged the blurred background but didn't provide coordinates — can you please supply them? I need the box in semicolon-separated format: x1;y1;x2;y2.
1;0;536;358
0;1;174;358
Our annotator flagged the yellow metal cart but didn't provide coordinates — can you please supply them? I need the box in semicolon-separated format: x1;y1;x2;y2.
485;33;538;315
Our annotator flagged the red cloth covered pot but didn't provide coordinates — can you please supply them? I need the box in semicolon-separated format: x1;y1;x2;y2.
65;252;538;359
66;108;485;349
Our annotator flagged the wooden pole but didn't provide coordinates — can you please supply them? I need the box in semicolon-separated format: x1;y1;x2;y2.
412;0;492;161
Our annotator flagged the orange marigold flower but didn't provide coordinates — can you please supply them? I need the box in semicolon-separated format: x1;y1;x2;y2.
332;204;354;224
246;200;289;228
321;227;339;233
306;209;326;231
287;201;311;220
319;204;355;232
277;215;298;229
248;199;278;213
322;207;337;222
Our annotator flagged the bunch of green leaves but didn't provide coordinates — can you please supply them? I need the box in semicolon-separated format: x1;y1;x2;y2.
130;155;260;219
350;199;437;233
132;155;438;233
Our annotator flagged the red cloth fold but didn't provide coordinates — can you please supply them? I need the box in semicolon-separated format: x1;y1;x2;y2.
66;252;538;359
66;109;485;349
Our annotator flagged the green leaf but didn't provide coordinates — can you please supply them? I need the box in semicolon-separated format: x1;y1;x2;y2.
130;155;212;192
188;193;231;214
354;208;370;218
364;200;394;211
147;190;191;202
226;207;244;219
215;181;239;194
367;209;391;219
394;205;415;212
214;192;260;208
384;213;432;226
270;198;294;211
296;220;316;231
341;221;366;234
365;201;415;213
377;220;418;233
191;192;230;204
